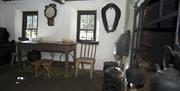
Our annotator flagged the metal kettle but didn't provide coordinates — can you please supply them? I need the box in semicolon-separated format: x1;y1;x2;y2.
150;46;180;91
150;64;180;91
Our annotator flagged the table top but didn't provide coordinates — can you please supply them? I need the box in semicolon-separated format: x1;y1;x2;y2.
18;40;76;45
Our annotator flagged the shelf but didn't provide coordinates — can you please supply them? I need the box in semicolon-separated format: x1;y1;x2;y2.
144;10;178;27
144;0;159;6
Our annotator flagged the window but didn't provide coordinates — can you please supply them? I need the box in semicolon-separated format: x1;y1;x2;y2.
22;11;38;39
77;11;97;42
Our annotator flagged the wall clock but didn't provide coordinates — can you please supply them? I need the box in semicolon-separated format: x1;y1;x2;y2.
44;4;57;26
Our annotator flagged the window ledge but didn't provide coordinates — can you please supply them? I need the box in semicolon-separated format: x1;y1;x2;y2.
77;40;99;44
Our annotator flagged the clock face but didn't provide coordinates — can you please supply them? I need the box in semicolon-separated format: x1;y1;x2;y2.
45;6;56;18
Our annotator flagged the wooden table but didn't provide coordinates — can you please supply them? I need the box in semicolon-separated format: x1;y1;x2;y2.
17;41;76;71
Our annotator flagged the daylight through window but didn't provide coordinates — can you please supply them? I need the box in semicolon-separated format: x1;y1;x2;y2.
22;11;38;39
77;11;96;42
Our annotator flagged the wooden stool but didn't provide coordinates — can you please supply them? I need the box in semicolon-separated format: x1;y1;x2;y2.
32;59;54;78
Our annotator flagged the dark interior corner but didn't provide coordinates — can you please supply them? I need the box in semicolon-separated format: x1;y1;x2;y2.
127;0;180;91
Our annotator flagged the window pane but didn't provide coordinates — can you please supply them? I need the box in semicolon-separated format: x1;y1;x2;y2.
80;15;88;29
80;15;94;29
25;29;37;38
33;15;37;21
23;12;38;39
33;15;38;28
79;30;94;40
27;16;32;21
26;29;30;38
27;22;30;28
32;22;37;28
88;15;94;29
77;11;96;42
87;30;94;40
80;30;86;40
27;16;33;28
27;21;32;28
31;30;37;38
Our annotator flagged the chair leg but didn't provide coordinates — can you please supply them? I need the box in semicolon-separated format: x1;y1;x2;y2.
10;54;16;67
81;63;84;70
34;65;40;78
90;63;94;79
75;62;79;77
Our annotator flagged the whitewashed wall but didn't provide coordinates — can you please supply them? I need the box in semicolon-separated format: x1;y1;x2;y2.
0;3;2;27
0;0;128;70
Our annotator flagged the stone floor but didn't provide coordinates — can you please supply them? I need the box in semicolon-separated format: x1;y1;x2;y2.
0;57;154;91
0;64;104;91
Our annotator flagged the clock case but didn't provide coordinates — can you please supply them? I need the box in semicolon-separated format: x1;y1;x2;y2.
44;4;57;26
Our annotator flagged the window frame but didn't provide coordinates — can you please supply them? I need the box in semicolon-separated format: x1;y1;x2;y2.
77;10;97;42
22;11;38;39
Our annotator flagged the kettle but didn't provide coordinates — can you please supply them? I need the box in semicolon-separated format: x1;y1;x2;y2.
150;64;180;91
150;46;180;91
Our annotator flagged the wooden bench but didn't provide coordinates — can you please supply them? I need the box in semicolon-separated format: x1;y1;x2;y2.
32;59;54;78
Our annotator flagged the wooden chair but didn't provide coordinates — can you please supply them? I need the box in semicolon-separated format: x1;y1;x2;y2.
11;52;24;67
10;38;30;67
75;41;99;79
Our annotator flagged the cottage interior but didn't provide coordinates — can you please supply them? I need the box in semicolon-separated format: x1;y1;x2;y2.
0;0;180;91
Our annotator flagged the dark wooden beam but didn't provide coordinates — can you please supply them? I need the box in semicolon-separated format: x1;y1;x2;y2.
144;11;178;27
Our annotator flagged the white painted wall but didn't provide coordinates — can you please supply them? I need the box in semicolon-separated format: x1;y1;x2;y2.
0;1;11;29
0;0;128;70
0;2;2;27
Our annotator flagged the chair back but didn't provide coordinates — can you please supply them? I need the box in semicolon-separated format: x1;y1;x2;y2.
78;41;99;59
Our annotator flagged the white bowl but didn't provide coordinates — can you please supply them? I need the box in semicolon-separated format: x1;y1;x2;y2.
31;38;41;42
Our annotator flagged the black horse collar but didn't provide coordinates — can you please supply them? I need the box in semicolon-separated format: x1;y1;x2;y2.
101;3;121;33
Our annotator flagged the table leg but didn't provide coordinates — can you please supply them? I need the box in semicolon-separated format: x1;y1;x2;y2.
73;48;76;69
64;50;69;76
65;50;69;70
17;45;22;69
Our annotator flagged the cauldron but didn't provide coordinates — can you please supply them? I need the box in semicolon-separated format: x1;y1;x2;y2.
102;67;124;91
150;45;180;91
27;50;41;62
150;64;180;91
104;67;124;80
126;66;144;87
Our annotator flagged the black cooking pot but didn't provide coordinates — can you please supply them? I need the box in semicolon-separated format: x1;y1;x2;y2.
126;66;144;87
27;50;41;62
104;67;124;80
150;45;180;91
102;67;123;91
125;54;144;88
150;64;180;91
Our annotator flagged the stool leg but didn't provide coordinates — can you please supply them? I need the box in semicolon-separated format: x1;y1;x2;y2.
43;65;51;78
34;65;40;77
